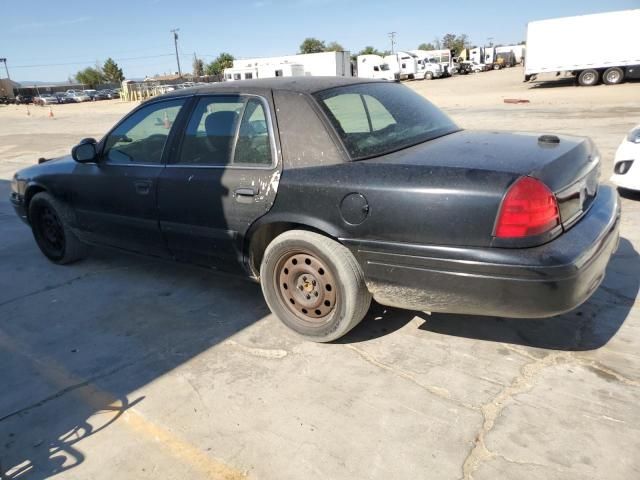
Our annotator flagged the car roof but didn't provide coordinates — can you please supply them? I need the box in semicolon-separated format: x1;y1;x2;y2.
154;76;385;99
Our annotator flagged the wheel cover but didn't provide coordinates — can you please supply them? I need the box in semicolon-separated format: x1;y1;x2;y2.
606;71;620;83
37;206;65;256
275;251;337;322
583;72;595;84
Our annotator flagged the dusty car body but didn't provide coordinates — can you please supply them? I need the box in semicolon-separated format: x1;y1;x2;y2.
10;77;620;341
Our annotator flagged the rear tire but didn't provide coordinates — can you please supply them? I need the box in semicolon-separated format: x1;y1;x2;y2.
260;230;371;342
29;192;87;265
578;69;600;86
603;67;624;85
425;72;433;80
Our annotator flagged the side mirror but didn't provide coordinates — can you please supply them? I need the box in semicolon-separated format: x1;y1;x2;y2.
72;138;97;163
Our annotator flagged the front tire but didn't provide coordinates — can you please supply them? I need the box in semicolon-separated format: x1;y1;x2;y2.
603;67;624;85
578;69;600;86
425;72;433;80
260;230;371;342
29;192;87;264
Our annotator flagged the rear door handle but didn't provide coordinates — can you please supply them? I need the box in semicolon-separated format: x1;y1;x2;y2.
134;180;152;195
234;187;258;204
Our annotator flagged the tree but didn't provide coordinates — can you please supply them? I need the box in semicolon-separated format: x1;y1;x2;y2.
75;67;105;88
299;37;326;54
358;46;382;56
441;33;469;55
102;58;124;83
325;41;345;52
205;52;235;76
192;57;205;77
418;42;436;51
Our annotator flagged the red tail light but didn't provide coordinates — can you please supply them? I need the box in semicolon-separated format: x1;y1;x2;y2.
495;177;560;238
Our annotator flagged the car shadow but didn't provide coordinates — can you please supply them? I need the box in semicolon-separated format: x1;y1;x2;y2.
0;173;271;479
339;238;638;352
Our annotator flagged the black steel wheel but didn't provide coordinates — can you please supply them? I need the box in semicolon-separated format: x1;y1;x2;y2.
260;230;371;342
29;192;87;264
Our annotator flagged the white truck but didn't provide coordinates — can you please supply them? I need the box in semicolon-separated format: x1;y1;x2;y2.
356;55;396;81
525;9;640;86
383;52;418;80
225;51;352;81
496;45;525;64
409;50;444;79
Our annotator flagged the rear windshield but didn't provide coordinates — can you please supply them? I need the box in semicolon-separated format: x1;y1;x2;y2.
315;82;458;160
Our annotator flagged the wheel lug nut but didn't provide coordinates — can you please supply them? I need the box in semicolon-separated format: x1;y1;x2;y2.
314;292;319;297
303;276;307;281
306;294;311;300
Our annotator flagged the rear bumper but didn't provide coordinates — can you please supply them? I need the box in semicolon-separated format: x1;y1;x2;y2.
343;185;620;318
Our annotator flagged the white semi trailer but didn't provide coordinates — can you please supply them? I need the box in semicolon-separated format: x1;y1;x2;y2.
525;9;640;86
225;51;352;81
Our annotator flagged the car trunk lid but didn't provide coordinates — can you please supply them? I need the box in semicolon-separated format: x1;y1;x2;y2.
367;130;600;228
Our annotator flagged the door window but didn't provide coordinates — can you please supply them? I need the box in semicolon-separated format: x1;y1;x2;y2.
177;96;244;166
104;99;185;165
176;96;273;167
233;98;273;166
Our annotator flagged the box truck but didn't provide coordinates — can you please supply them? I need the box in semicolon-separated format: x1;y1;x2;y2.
525;9;640;86
383;52;418;80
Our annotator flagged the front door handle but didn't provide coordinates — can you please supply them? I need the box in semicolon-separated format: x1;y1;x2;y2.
234;187;258;204
134;180;152;195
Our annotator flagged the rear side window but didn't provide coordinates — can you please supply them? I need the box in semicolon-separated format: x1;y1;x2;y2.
175;95;273;167
315;82;458;160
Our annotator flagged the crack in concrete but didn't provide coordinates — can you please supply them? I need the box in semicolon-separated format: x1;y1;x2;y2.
346;344;477;411
0;359;139;424
461;352;570;480
225;340;288;359
0;264;144;309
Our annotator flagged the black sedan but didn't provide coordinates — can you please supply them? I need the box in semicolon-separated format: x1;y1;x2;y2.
10;77;620;341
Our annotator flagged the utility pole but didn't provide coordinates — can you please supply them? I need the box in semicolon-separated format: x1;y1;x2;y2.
388;32;397;54
170;28;182;77
0;58;10;80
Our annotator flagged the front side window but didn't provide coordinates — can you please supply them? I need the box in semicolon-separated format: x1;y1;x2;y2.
234;73;241;80
245;72;253;79
104;99;185;165
176;95;273;167
315;82;458;160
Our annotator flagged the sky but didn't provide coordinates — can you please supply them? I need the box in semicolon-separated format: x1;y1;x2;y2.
1;0;638;83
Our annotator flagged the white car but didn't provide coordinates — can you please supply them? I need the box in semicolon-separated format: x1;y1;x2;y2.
611;125;640;192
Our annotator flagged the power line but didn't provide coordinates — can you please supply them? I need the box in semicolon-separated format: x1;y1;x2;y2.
10;53;175;69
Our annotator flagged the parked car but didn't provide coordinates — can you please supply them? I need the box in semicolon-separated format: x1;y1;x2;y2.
34;94;59;106
456;62;473;75
470;62;488;73
99;89;119;99
83;89;109;101
15;94;34;105
66;92;91;102
611;125;640;192
54;92;74;104
10;77;620;342
1;95;16;105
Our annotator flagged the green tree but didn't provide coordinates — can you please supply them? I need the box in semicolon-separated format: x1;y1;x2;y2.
192;57;205;77
75;67;105;88
441;33;469;55
102;58;124;83
205;52;235;76
358;46;382;56
299;37;326;54
325;41;345;52
418;42;436;51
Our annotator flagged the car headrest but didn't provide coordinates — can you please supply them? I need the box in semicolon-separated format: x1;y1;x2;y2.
205;111;237;137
